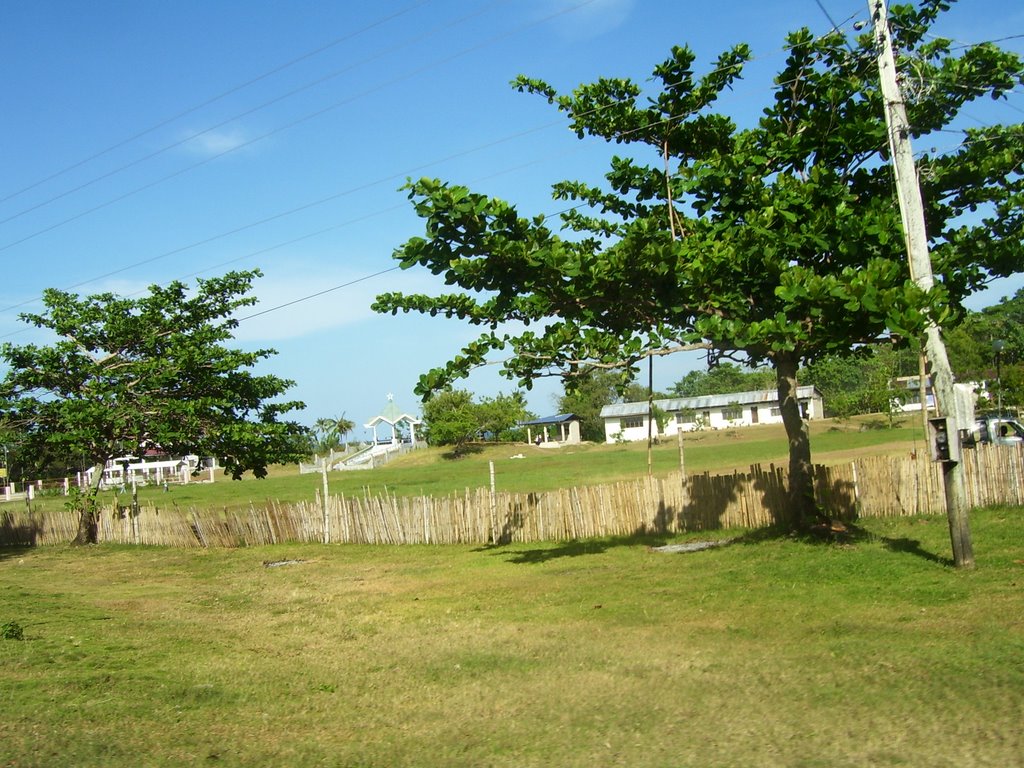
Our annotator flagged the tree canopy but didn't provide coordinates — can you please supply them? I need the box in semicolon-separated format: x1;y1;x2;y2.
0;270;306;543
671;363;775;399
374;1;1024;526
313;414;357;453
421;390;532;452
945;288;1024;409
802;346;916;421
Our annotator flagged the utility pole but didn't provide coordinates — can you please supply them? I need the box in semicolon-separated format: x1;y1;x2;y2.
869;0;974;567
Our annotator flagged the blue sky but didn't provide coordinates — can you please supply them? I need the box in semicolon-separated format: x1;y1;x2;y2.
2;0;1022;439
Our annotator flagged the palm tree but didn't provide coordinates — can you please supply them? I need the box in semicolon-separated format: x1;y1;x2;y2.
313;414;356;452
313;418;338;453
332;414;355;449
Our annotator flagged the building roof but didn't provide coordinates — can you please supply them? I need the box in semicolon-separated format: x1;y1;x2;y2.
599;386;820;419
364;395;422;428
519;413;579;426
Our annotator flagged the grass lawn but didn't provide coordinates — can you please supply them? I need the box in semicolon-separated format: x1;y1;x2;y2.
23;416;929;515
1;506;1021;767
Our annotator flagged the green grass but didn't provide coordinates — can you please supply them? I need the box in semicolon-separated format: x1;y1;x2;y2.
1;506;1022;767
25;416;927;515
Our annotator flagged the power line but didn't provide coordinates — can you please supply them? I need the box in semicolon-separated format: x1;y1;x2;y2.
0;111;573;317
810;0;860;54
0;21;888;319
0;0;596;256
235;267;402;323
0;0;432;208
0;148;592;341
0;0;506;229
0;9;942;322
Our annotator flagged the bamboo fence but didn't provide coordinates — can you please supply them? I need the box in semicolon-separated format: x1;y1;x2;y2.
2;445;1021;548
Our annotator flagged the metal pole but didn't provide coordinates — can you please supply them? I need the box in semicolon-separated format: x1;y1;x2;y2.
993;340;1005;416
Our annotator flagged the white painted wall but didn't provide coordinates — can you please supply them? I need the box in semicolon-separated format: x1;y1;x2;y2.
602;398;822;444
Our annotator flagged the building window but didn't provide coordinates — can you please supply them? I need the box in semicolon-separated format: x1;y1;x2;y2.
722;403;743;421
675;409;696;424
770;407;781;418
622;417;644;429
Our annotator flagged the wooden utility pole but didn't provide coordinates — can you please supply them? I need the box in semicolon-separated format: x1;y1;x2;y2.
869;0;974;567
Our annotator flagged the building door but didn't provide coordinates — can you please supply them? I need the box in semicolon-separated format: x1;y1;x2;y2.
751;406;759;424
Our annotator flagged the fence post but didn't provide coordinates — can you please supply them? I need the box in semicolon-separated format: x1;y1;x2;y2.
321;462;330;544
132;478;140;545
851;462;860;511
489;461;498;544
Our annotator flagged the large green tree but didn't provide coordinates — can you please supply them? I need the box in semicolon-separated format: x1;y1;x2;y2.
375;1;1024;527
0;270;306;544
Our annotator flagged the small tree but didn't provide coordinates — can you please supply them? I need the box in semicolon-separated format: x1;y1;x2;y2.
421;390;532;450
421;389;479;451
555;371;623;443
476;392;532;441
804;346;913;422
0;270;306;544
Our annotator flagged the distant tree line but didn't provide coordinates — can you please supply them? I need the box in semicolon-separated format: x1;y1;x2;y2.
550;291;1024;442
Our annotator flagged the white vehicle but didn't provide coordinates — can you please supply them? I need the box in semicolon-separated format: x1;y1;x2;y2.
966;416;1024;447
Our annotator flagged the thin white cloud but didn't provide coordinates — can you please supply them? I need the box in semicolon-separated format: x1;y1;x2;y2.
232;265;443;342
181;128;251;157
537;0;636;40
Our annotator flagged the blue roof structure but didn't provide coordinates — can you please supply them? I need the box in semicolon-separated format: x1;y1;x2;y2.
519;413;578;427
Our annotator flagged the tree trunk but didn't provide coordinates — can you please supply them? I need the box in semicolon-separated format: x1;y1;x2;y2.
71;503;98;546
70;462;105;546
775;352;817;529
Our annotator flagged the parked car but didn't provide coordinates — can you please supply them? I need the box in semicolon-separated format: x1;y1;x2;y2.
965;415;1024;447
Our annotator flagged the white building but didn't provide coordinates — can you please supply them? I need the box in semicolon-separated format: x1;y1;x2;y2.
599;386;823;443
84;453;207;488
364;394;423;445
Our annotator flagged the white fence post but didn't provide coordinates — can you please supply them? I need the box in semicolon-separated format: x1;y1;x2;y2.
322;463;330;544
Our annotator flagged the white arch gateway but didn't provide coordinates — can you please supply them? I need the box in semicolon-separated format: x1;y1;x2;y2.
364;394;423;446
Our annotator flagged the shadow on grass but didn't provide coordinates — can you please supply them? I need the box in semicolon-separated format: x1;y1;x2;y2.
0;514;43;550
877;536;951;566
484;521;951;567
441;444;484;460
784;522;952;567
0;545;35;562
491;533;674;564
